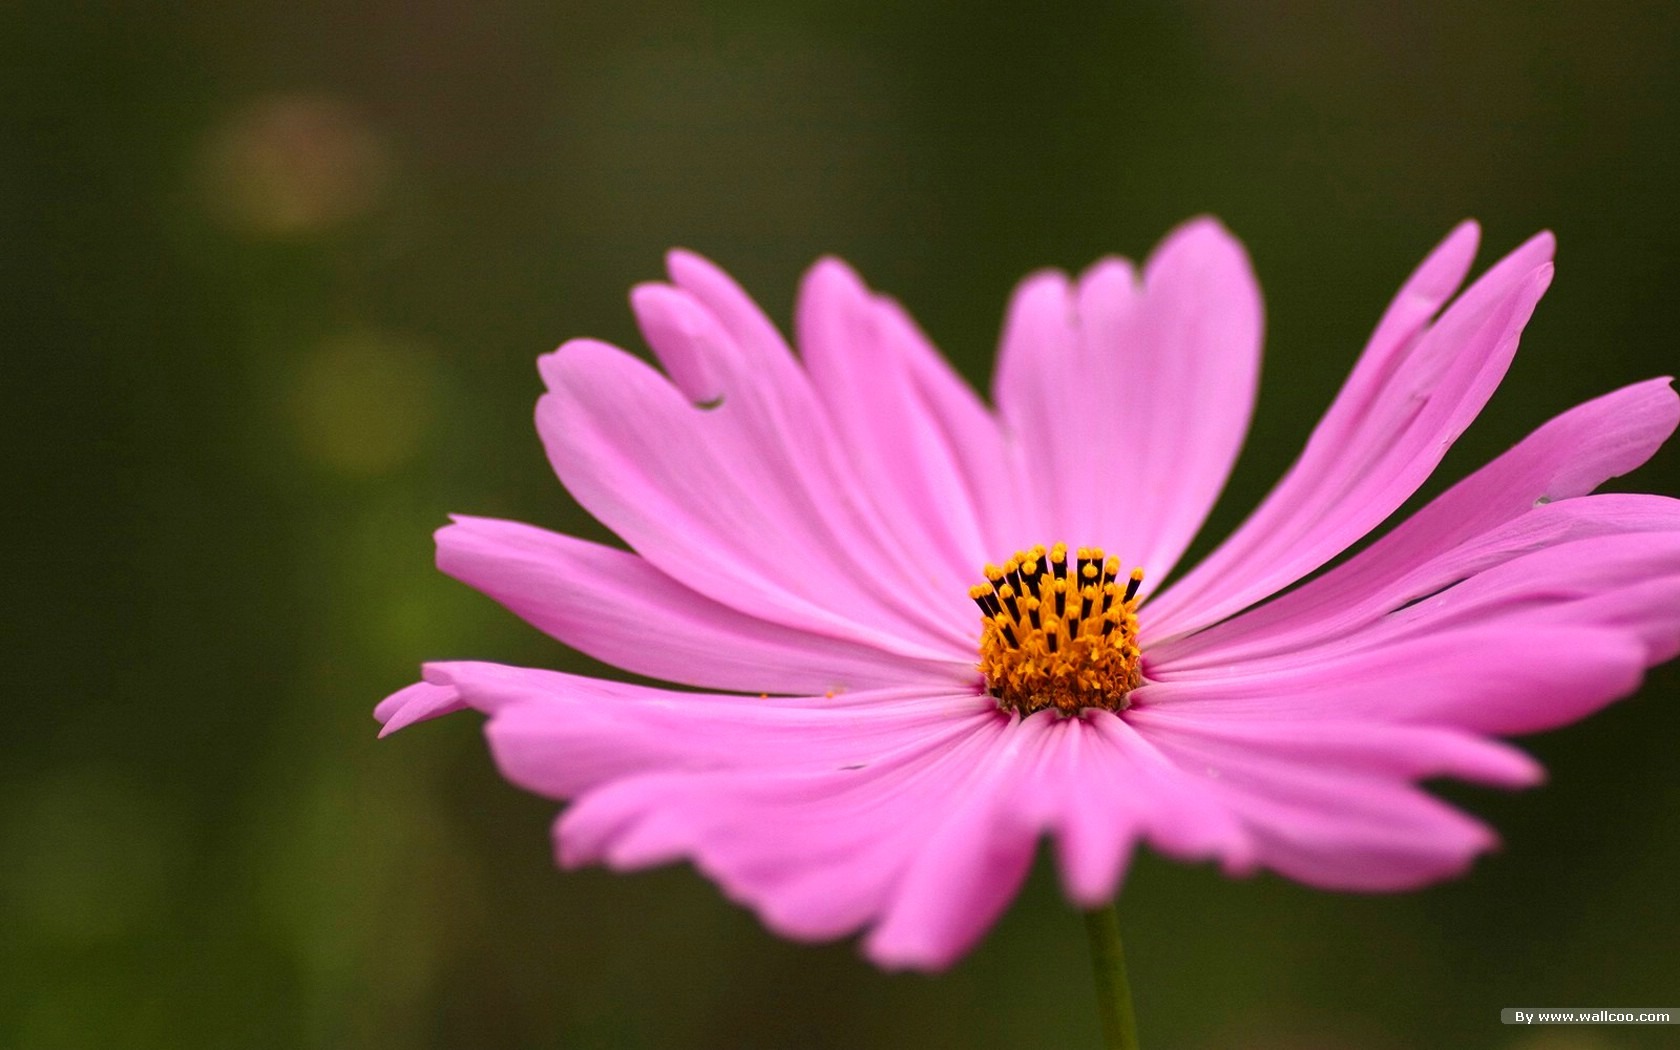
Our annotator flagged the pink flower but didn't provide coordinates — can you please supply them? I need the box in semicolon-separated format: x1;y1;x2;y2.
378;219;1680;971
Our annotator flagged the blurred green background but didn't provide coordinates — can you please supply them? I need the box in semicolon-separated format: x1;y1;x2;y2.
6;2;1679;1047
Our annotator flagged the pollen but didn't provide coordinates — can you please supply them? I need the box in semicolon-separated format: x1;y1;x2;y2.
970;543;1144;716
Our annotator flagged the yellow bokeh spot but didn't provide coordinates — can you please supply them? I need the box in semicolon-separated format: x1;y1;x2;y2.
287;332;440;476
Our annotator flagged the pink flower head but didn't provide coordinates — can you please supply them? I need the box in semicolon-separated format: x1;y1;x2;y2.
379;219;1680;971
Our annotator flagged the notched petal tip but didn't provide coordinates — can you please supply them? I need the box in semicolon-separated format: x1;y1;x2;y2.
663;247;762;319
535;337;626;393
629;281;730;405
374;680;466;737
1643;374;1679;412
1075;254;1140;294
661;246;795;371
1146;214;1255;270
431;515;481;569
1140;215;1263;333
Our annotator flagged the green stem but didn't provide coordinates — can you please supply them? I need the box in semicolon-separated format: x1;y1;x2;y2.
1083;903;1140;1050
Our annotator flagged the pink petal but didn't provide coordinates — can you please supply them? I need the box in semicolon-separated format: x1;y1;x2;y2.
658;249;1010;593
629;281;731;405
417;662;992;798
1161;493;1680;671
373;680;465;737
1155;380;1680;668
1140;625;1647;736
992;218;1263;582
1128;707;1544;788
553;706;1021;959
1036;713;1256;906
1157;503;1680;683
377;224;1680;975
896;292;1030;555
1147;226;1556;639
542;249;1007;658
436;515;972;692
420;662;1251;969
1141;730;1501;891
795;258;1005;577
665;248;799;378
992;268;1083;542
1371;531;1680;663
859;712;1252;965
537;338;971;662
399;652;1576;967
862;716;1052;969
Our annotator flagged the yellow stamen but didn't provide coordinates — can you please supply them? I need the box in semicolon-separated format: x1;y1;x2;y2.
971;543;1144;715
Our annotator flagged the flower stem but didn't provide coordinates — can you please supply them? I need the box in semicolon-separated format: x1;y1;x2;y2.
1083;903;1140;1050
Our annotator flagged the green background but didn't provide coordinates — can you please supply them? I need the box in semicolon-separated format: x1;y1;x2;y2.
6;2;1678;1047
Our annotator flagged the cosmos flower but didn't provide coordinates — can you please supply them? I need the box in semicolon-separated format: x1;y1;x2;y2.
378;219;1680;971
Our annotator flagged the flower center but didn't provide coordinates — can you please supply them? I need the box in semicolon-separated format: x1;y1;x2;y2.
969;543;1144;716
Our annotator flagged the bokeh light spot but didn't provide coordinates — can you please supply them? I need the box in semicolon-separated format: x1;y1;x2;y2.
286;331;440;476
199;94;391;237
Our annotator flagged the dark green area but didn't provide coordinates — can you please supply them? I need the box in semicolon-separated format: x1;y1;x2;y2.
5;2;1678;1047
